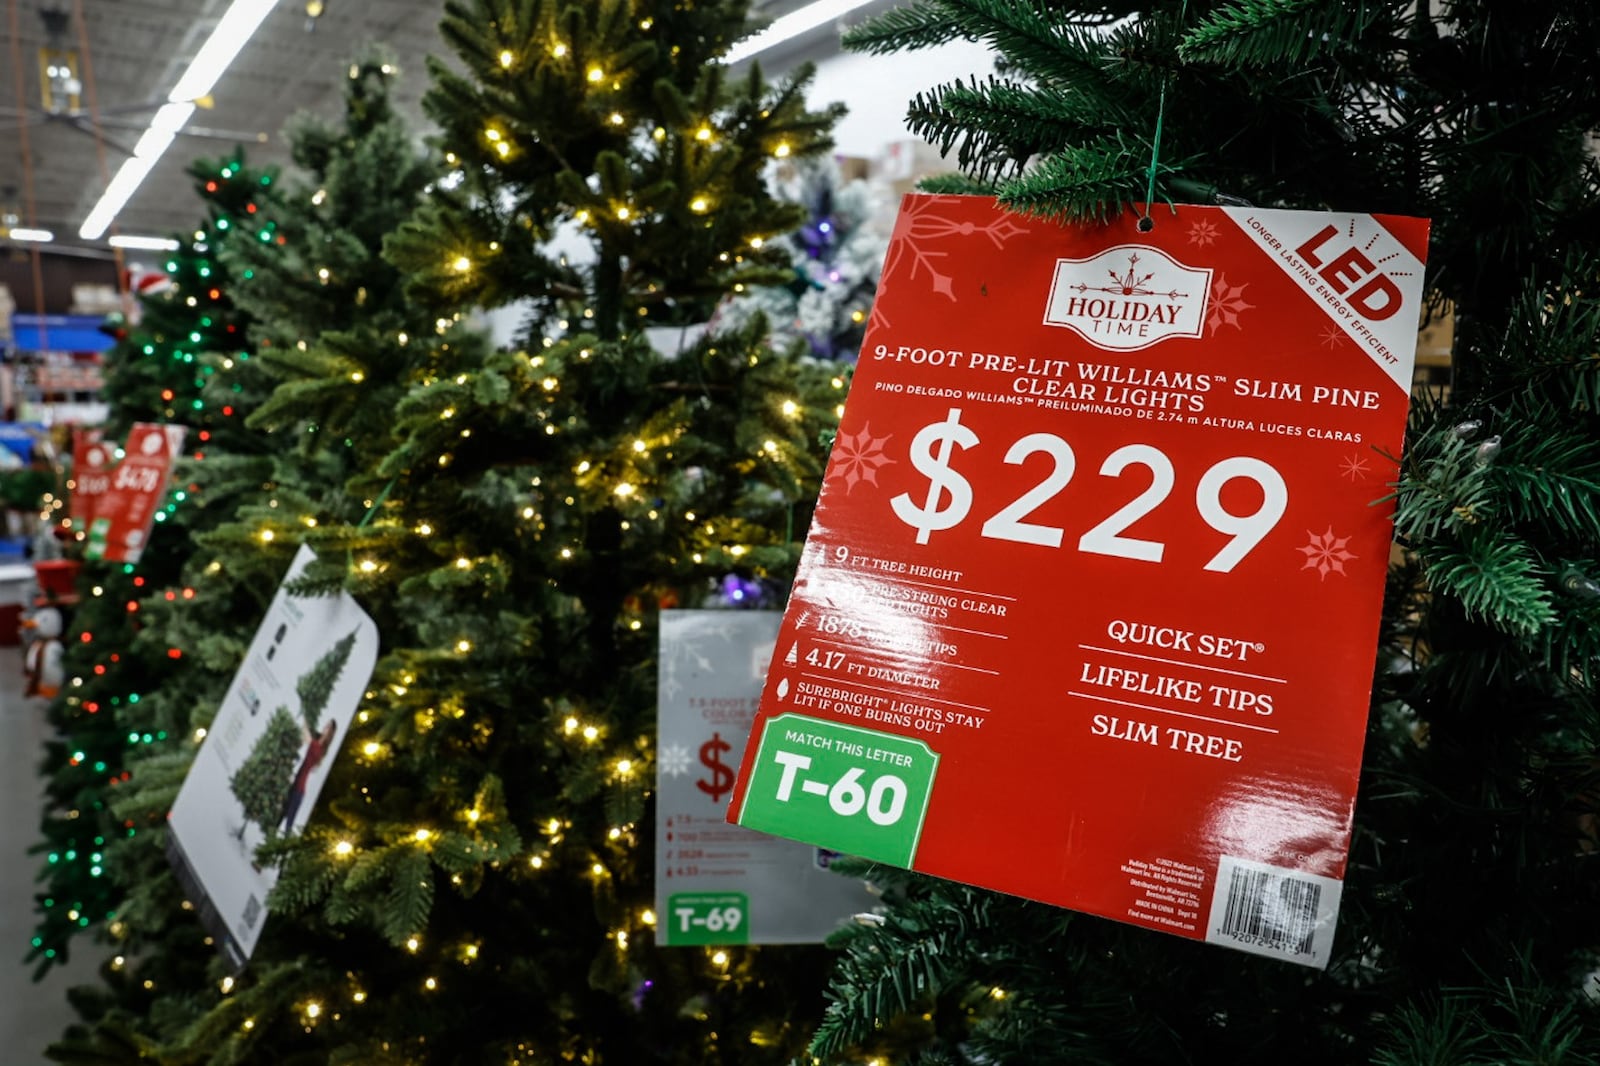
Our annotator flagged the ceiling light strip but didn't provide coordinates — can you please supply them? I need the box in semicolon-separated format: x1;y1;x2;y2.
724;0;880;65
78;0;280;240
109;234;182;251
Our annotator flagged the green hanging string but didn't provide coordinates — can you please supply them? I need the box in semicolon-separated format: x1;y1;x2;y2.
1141;83;1169;229
1140;1;1187;229
356;476;398;530
345;475;400;575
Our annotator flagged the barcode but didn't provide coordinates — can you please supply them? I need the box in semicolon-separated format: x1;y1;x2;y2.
1218;867;1319;955
242;894;262;930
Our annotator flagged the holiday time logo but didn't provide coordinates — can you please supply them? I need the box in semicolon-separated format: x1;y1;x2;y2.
1043;245;1212;351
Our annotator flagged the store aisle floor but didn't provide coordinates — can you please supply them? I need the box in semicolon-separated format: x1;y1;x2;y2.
0;649;105;1059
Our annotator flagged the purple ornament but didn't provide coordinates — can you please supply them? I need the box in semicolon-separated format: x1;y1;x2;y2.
631;978;655;1010
720;573;761;605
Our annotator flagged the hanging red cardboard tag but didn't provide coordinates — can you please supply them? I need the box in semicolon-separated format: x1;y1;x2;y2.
85;422;185;563
729;196;1428;967
70;428;110;529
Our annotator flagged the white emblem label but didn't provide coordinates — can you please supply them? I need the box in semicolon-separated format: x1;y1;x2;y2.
1044;245;1212;351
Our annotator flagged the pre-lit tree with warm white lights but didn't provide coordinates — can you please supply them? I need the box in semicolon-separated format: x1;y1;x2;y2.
47;7;854;1063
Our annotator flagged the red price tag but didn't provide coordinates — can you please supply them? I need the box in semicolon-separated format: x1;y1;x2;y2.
70;429;109;528
730;196;1428;968
87;423;185;563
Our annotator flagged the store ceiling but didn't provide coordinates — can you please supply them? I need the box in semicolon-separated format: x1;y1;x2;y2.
0;0;876;256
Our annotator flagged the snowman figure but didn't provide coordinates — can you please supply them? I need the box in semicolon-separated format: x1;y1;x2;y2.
22;606;65;699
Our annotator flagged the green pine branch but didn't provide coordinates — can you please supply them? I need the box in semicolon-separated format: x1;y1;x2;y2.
996;137;1163;221
905;77;1119;183
1179;0;1383;67
1423;527;1557;637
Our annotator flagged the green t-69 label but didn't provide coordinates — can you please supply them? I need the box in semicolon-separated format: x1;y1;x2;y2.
664;892;749;946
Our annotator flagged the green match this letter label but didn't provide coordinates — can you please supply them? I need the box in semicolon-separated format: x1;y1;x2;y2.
736;714;938;868
664;892;749;946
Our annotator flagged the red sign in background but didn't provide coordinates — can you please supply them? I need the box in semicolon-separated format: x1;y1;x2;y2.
87;423;184;564
70;428;110;529
730;196;1428;966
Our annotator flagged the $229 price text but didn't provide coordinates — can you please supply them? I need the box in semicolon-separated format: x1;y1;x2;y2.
889;407;1287;571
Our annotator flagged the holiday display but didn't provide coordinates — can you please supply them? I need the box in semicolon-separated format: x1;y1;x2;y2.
657;610;874;945
30;0;1597;1061
36;12;849;1063
799;3;1600;1063
169;545;377;966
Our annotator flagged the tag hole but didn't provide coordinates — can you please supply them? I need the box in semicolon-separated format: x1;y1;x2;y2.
1136;215;1155;233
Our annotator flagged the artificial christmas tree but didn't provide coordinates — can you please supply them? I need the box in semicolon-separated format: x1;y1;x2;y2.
27;154;266;979
41;7;851;1063
295;630;358;731
801;2;1600;1063
717;157;888;361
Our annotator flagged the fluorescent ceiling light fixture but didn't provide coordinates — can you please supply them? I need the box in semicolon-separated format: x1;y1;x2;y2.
80;154;162;241
168;0;280;103
109;235;181;251
132;128;178;160
8;227;55;242
151;102;197;133
724;0;879;64
78;0;279;240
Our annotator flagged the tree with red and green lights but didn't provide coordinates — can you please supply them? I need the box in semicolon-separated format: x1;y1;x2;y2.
28;152;269;981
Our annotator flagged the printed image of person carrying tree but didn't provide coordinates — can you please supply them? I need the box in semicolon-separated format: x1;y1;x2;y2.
229;629;359;844
230;707;303;843
278;718;337;834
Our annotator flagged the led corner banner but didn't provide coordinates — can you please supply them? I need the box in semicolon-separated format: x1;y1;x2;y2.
657;610;876;945
730;196;1429;968
168;546;379;968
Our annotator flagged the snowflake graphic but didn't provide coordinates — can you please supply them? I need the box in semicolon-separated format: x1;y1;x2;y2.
1298;527;1357;580
870;198;1033;331
1187;218;1220;247
1319;324;1347;349
827;423;894;491
1339;454;1371;481
1206;274;1253;335
659;744;693;777
1068;251;1192;301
